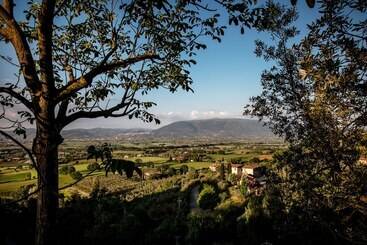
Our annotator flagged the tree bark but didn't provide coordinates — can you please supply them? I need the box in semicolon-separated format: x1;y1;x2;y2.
33;119;62;245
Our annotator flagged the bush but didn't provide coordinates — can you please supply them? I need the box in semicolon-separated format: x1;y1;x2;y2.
219;192;229;202
68;166;76;174
217;181;229;191
180;165;189;174
197;184;219;209
135;158;143;164
240;178;249;197
227;173;237;184
87;162;100;171
167;167;176;176
188;168;199;179
250;157;261;163
60;165;70;175
70;171;82;180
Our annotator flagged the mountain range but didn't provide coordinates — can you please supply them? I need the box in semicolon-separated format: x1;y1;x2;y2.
2;118;275;141
151;118;273;138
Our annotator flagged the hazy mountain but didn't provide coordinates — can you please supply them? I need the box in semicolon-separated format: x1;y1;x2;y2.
2;128;151;141
1;119;275;141
61;128;151;139
151;118;274;139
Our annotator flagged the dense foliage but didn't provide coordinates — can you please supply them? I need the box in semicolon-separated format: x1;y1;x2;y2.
87;144;142;178
197;183;219;209
245;0;367;242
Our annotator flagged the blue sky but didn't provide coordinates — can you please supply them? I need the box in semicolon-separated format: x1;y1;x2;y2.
0;1;319;129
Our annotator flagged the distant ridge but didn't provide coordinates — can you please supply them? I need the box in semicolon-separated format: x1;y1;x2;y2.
61;128;151;139
2;128;151;141
151;118;274;138
1;118;275;141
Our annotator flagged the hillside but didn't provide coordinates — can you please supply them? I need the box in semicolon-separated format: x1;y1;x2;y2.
151;118;274;139
1;119;274;141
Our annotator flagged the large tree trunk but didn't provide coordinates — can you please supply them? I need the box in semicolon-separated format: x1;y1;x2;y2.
33;121;62;245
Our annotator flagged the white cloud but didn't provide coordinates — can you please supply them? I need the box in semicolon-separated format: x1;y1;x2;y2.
190;110;199;119
188;110;235;119
219;111;228;116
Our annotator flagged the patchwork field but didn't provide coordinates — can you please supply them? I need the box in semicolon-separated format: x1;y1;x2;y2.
0;141;279;198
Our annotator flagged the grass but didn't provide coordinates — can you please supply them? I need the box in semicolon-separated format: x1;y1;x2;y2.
0;145;275;197
171;161;212;169
0;161;104;196
132;156;168;163
0;172;33;183
0;179;37;192
208;154;246;161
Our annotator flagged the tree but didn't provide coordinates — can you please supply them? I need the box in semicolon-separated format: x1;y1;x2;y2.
179;164;189;174
0;1;229;243
87;144;142;178
197;184;219;209
69;171;82;180
167;167;176;176
135;158;143;165
87;162;100;171
219;162;225;180
0;0;297;243
239;177;248;197
245;0;367;242
59;165;75;175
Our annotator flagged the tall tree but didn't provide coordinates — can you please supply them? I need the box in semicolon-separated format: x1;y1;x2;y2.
0;0;278;244
245;0;367;242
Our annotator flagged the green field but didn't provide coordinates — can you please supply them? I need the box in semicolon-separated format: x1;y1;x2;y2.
0;142;279;197
0;172;33;184
0;161;104;194
171;161;212;169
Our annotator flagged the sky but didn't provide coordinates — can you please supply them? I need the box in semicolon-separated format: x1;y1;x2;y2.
0;1;319;129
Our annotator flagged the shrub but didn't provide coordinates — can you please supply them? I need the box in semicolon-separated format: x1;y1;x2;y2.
250;157;261;163
87;162;100;171
219;192;229;202
135;158;143;164
60;165;70;175
240;178;249;197
197;184;219;209
180;165;189;174
217;181;229;191
227;173;237;184
70;171;82;180
68;166;76;174
188;168;199;179
167;167;176;176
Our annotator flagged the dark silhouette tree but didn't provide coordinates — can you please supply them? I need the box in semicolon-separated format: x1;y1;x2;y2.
245;0;367;242
87;143;142;178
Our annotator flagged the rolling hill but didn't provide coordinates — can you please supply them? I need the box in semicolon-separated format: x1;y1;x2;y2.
151;118;274;138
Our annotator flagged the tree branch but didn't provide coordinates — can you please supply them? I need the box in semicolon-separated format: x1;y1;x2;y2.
0;86;34;111
56;53;161;102
60;102;136;128
0;5;40;92
2;0;13;18
37;0;56;92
